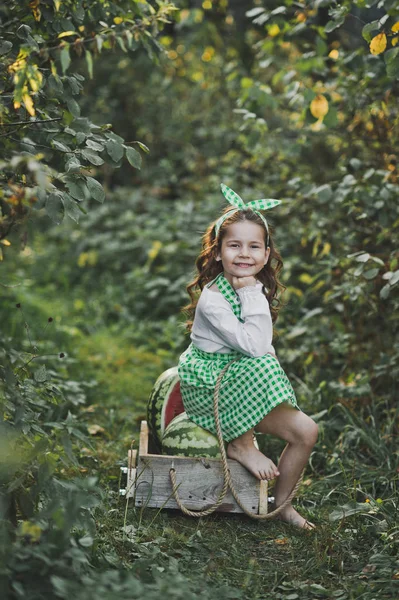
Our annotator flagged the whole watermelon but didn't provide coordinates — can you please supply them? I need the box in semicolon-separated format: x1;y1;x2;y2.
147;366;185;450
162;412;225;458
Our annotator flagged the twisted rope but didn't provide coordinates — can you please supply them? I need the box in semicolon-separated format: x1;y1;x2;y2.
169;360;303;518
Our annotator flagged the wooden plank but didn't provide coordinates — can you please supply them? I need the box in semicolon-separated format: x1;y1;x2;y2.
139;420;149;456
126;467;137;498
258;480;268;515
132;454;262;514
128;449;137;471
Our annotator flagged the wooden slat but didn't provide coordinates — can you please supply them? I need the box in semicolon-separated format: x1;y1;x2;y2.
133;454;262;513
128;449;137;471
258;480;268;515
139;420;149;456
126;467;136;498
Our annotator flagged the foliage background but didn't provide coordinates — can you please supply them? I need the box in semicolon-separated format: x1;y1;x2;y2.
1;1;398;598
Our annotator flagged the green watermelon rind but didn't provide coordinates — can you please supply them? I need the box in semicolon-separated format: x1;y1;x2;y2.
161;412;225;459
147;366;179;446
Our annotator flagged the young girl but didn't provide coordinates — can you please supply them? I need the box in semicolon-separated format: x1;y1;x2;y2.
178;184;318;529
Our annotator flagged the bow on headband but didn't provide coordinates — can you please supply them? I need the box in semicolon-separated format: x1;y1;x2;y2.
215;183;281;246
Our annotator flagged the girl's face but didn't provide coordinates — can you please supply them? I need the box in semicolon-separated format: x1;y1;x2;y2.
216;220;270;285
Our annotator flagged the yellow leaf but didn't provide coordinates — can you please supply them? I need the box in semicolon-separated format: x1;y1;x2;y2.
87;424;105;435
0;239;11;246
312;237;321;258
391;21;399;33
20;521;42;542
147;240;162;261
274;537;289;545
299;273;313;284
310;94;329;119
304;353;313;366
22;93;35;116
328;49;339;60
268;24;280;37
321;242;331;256
29;0;41;21
392;37;399;47
369;33;387;55
54;0;61;11
58;31;78;38
287;286;303;298
113;17;123;24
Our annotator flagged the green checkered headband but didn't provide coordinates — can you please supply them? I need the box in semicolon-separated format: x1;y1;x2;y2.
215;184;281;246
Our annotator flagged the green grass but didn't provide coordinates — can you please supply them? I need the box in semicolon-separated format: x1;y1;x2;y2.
81;393;398;600
2;261;398;599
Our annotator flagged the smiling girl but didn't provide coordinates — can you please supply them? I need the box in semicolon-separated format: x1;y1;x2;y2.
177;184;318;529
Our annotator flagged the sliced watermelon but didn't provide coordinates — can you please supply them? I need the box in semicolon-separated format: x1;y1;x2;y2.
147;366;184;450
162;412;225;458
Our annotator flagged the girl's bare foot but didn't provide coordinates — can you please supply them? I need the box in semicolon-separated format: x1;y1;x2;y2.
227;439;279;481
276;505;315;530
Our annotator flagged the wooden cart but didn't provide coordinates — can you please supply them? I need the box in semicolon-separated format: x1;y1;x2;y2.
124;420;271;515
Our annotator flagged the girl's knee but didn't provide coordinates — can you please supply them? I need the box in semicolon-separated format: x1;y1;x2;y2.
295;413;318;447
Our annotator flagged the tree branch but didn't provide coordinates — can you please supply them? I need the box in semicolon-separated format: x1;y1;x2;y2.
0;118;62;127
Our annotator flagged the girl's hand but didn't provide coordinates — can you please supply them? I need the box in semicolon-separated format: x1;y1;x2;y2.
231;276;257;289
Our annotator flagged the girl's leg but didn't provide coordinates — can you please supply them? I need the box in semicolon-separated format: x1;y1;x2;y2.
227;428;280;481
254;403;318;528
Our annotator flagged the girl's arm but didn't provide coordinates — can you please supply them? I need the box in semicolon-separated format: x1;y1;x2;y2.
199;285;275;358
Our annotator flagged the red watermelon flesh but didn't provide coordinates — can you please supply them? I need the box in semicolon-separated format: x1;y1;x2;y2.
147;366;185;449
162;380;184;432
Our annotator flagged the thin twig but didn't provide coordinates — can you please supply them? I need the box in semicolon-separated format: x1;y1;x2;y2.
0;117;62;127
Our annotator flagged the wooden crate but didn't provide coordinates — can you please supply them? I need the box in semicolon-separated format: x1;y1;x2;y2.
126;420;269;515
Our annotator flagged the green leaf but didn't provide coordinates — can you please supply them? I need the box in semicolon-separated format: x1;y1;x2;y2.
389;270;399;286
60;45;71;74
329;502;372;522
384;47;399;65
107;131;125;144
66;97;81;118
136;141;150;153
246;7;265;18
46;192;65;224
0;41;12;56
386;57;399;79
86;176;105;203
85;139;104;151
85;50;93;79
63;193;81;223
106;139;124;162
355;253;370;263
52;140;71;153
65;156;81;173
76;132;86;144
78;535;94;547
81;148;104;166
34;365;48;383
363;268;379;280
380;283;390;299
116;36;127;53
125;146;142;169
314;184;332;203
65;177;88;201
362;20;380;42
325;17;345;33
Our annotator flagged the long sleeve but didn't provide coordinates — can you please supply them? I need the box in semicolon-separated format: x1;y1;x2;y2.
191;284;275;358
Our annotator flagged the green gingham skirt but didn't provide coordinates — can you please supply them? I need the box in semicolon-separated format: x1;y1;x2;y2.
178;343;299;443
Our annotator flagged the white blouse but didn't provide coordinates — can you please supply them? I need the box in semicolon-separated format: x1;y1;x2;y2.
190;282;276;358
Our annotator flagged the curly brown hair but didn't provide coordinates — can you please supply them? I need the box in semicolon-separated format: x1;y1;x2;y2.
183;207;286;332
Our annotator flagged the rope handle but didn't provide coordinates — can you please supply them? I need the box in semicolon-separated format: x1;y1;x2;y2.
169;360;303;519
